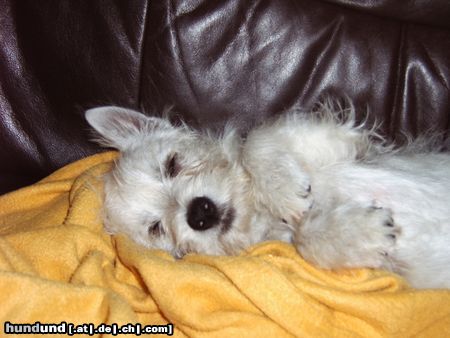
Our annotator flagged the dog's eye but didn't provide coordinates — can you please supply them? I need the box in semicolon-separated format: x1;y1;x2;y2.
148;221;164;237
165;153;181;178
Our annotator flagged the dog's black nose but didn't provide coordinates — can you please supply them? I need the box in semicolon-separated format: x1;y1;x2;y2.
187;197;220;231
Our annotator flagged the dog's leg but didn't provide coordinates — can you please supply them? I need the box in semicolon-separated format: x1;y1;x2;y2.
243;109;378;224
243;149;314;225
245;102;384;168
294;204;400;271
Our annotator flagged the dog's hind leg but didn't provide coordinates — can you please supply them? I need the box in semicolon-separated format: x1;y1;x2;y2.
242;107;382;224
245;109;385;173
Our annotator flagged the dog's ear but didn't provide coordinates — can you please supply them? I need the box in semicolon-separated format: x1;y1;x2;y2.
85;106;170;150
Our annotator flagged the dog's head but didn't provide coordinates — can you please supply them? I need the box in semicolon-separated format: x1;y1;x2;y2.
86;106;271;257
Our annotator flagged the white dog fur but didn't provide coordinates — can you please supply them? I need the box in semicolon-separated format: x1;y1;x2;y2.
85;101;450;289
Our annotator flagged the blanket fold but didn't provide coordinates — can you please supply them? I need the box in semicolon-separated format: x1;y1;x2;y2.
1;152;449;337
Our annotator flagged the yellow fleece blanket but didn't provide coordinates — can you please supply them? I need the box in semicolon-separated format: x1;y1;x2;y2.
1;152;450;338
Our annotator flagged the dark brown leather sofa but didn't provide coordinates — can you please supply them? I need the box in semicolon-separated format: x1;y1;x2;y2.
1;0;449;195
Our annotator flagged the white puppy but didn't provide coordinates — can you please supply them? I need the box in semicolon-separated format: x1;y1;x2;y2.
85;102;450;289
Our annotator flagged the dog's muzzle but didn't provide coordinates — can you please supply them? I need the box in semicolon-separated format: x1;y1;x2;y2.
187;196;220;231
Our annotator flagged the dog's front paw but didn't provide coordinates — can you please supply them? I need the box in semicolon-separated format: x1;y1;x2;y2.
347;206;401;267
361;206;400;256
255;164;314;225
274;171;314;225
295;206;400;270
244;150;314;225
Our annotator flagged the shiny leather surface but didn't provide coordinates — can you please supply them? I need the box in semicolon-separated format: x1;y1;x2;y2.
1;0;449;194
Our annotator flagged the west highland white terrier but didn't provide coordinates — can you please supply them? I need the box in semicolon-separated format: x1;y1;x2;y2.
85;102;450;289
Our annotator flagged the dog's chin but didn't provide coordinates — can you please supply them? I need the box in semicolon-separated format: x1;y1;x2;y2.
171;245;227;259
